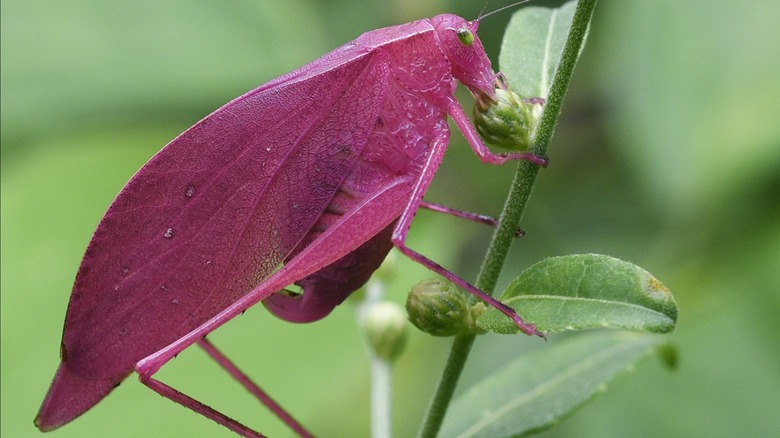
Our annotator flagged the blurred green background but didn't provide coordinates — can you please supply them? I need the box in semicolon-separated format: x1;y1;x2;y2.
2;1;778;437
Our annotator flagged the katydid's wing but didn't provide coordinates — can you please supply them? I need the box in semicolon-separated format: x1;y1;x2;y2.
37;46;392;431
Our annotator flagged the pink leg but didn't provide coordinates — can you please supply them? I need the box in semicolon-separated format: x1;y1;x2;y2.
420;201;525;237
136;338;313;438
197;338;314;438
139;372;266;438
493;72;546;106
523;97;546;105
392;132;543;337
447;97;549;167
135;298;317;438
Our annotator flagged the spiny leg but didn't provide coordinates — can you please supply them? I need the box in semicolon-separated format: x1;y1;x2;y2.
135;338;314;438
135;312;314;437
447;98;548;166
138;368;267;438
420;201;525;237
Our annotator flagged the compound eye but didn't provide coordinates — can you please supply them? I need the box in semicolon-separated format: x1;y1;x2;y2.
456;28;474;46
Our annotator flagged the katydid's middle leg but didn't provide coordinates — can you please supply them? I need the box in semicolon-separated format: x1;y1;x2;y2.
420;201;525;237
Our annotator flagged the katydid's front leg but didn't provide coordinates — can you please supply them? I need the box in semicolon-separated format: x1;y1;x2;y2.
390;130;542;337
448;97;548;166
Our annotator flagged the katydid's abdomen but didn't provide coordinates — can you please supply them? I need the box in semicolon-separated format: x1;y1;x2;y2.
36;14;542;434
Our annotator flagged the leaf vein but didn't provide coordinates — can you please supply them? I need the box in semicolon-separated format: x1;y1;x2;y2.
458;340;648;437
540;8;560;97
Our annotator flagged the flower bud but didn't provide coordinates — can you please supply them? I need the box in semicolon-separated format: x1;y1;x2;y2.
406;279;485;337
473;86;538;151
360;301;408;362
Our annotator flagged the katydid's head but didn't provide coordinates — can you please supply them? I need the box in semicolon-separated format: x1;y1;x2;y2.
431;14;496;98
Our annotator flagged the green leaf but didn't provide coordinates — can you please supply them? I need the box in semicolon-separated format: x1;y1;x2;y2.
478;254;678;334
439;331;671;438
499;0;579;98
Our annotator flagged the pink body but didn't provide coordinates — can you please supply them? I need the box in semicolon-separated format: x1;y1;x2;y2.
36;14;540;435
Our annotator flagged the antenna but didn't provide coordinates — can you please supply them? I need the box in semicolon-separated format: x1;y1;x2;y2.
479;0;536;22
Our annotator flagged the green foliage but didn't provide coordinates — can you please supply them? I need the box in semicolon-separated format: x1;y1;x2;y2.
418;3;606;437
498;0;579;98
422;4;681;436
439;331;672;438
479;254;677;334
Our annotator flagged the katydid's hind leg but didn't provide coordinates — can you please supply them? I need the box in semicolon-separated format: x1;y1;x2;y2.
135;338;313;438
197;338;314;438
420;201;525;237
137;367;266;438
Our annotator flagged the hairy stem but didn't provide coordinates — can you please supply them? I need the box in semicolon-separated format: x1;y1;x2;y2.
416;1;597;436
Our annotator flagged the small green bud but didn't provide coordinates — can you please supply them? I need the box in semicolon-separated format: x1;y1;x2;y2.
473;86;538;151
656;344;679;370
406;279;486;337
360;301;408;362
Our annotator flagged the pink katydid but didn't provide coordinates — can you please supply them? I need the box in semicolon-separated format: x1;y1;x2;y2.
35;11;546;437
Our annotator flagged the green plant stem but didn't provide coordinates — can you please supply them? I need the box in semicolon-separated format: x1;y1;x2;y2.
416;1;597;437
370;357;392;438
360;280;393;438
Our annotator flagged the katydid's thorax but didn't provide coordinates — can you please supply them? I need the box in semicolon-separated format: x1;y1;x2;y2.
282;22;462;297
300;67;451;244
333;18;465;200
302;13;498;241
